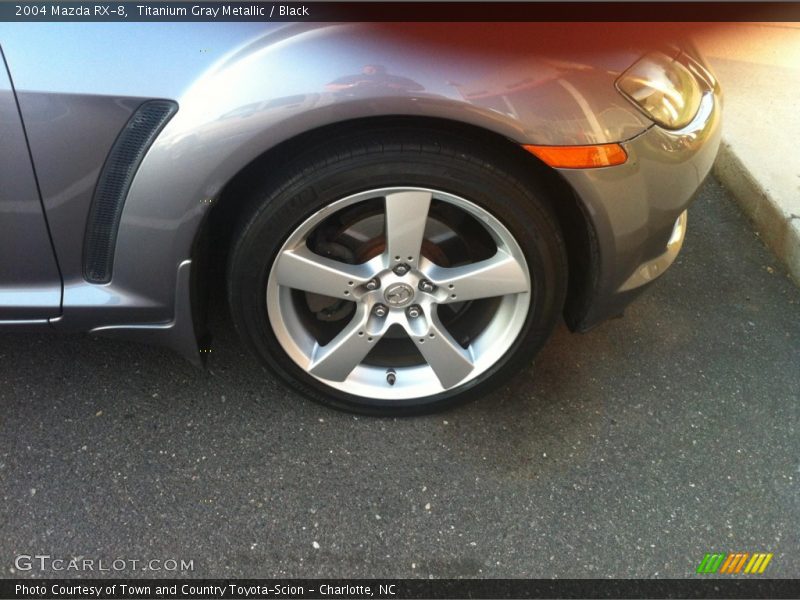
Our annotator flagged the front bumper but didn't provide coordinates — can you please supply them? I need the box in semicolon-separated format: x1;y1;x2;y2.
557;78;722;331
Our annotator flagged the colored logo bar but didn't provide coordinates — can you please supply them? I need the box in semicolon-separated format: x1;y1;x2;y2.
696;552;773;574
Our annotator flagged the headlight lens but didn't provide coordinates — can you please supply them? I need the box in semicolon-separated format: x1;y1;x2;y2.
616;52;703;130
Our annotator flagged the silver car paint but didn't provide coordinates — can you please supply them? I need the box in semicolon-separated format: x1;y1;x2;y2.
0;23;719;362
560;86;722;329
15;92;144;301
0;49;61;320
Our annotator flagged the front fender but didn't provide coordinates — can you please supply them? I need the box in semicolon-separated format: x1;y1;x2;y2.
53;23;652;360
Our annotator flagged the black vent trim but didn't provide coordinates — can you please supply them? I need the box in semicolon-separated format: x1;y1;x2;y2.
83;99;178;283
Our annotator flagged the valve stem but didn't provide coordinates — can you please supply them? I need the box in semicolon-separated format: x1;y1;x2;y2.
386;369;397;386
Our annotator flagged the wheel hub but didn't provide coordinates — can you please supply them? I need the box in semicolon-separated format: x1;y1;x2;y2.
383;282;415;307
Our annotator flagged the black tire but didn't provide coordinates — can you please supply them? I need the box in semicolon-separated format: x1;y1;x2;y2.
227;125;567;415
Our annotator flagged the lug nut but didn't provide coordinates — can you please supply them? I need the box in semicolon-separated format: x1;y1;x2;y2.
373;304;388;318
393;263;410;276
365;278;380;291
406;305;422;319
419;280;435;293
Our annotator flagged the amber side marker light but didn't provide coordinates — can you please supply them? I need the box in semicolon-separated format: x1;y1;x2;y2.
523;143;628;168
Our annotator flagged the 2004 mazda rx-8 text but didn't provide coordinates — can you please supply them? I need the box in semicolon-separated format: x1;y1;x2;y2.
0;23;721;414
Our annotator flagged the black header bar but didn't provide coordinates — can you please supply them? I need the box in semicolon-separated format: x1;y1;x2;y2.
2;2;800;22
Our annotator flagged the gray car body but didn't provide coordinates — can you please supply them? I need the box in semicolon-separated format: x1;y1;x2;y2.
0;23;721;365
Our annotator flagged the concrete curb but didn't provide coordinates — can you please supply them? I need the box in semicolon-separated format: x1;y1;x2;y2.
713;139;800;287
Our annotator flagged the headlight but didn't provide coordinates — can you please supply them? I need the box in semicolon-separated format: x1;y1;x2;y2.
616;52;703;130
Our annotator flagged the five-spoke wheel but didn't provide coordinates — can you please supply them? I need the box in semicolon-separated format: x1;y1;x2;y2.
267;187;531;399
227;127;566;414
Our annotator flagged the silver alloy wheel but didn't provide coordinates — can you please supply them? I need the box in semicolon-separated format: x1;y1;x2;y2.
266;187;531;400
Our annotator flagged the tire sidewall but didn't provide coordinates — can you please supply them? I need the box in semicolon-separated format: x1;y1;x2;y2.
228;143;566;415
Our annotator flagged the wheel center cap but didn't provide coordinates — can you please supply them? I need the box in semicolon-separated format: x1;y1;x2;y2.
384;282;415;307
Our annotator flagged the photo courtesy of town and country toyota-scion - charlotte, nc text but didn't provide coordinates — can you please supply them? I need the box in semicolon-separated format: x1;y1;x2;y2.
14;583;392;598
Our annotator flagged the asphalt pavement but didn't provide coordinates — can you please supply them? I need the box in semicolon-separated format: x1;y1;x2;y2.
1;176;798;579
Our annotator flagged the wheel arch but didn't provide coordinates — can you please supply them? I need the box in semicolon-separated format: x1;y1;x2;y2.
195;115;599;337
